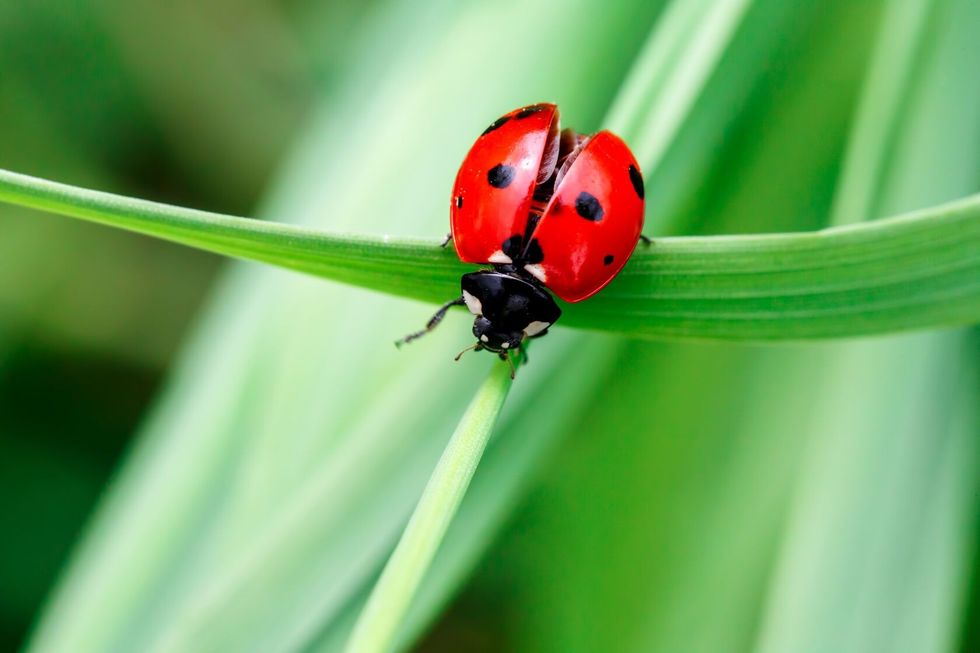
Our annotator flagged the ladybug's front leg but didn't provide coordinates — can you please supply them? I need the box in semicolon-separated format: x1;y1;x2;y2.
395;297;464;347
440;233;453;248
499;351;516;379
639;234;652;246
516;337;530;367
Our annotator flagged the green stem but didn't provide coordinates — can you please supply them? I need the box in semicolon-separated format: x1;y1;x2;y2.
343;360;514;653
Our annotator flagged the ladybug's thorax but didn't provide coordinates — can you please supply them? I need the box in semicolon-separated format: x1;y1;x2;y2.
460;271;561;353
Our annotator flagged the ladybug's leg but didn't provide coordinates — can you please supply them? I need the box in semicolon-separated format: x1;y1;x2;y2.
639;234;652;246
514;336;530;366
500;351;516;379
395;297;464;347
440;233;453;248
519;343;529;366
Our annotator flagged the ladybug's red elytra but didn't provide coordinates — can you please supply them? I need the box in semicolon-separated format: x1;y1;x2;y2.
397;103;646;375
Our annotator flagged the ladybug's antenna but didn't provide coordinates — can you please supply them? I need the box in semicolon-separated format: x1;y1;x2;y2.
395;297;465;348
454;342;482;361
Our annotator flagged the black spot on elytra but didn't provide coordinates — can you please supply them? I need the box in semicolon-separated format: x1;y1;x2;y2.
603;254;614;266
524;238;544;264
516;104;548;119
455;195;463;209
487;164;516;189
487;163;516;188
482;115;510;135
628;164;645;199
502;234;524;259
575;192;604;221
501;234;544;264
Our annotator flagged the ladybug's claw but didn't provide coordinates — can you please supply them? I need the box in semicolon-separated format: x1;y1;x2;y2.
440;233;453;248
396;296;465;347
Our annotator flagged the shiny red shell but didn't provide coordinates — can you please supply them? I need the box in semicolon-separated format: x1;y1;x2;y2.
450;103;645;303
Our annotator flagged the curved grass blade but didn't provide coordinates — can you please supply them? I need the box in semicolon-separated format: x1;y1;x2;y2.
1;167;977;341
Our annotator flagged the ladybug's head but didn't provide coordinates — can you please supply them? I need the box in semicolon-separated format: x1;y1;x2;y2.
471;315;524;353
461;271;561;355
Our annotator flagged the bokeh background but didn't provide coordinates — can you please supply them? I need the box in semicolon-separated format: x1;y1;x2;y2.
1;1;977;652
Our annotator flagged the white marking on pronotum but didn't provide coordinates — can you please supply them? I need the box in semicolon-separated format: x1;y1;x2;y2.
462;290;483;316
501;342;510;349
524;321;550;337
480;334;489;343
488;250;512;264
524;264;546;283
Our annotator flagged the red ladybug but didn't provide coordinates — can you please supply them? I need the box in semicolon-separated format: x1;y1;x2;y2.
398;103;646;374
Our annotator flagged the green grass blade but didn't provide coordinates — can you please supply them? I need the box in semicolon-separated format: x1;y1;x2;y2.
754;0;980;650
342;360;513;653
337;1;756;647
829;0;934;225
10;0;980;650
606;0;752;174
20;2;664;650
1;167;977;340
335;2;769;650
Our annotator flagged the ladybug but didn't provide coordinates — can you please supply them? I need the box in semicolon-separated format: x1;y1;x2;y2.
397;103;646;375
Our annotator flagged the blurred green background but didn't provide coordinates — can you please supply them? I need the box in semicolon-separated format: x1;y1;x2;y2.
0;0;332;645
0;1;977;652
